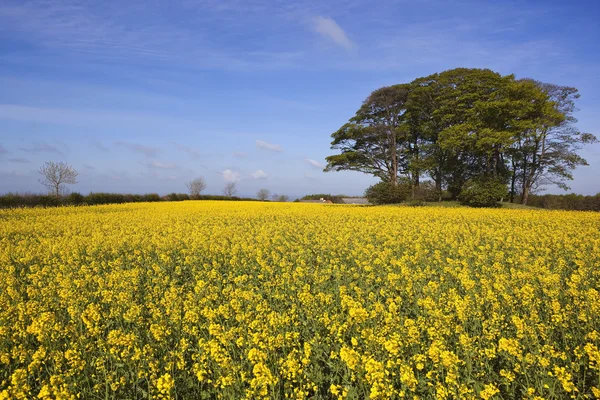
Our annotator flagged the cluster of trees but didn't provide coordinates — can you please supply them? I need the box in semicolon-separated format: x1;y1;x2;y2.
325;68;597;206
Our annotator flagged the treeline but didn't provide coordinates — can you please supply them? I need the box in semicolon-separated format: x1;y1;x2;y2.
527;193;600;211
0;192;260;208
326;68;597;206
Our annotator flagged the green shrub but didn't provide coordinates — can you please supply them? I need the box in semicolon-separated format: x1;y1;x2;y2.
365;181;410;205
412;181;442;202
459;177;508;207
406;199;426;207
0;193;22;208
38;195;61;207
66;192;85;205
86;193;126;205
165;193;181;202
143;193;161;202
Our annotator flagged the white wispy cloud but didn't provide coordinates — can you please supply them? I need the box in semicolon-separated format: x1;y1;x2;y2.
221;169;240;182
256;140;283;152
250;169;268;179
313;16;354;50
115;141;159;157
305;157;324;169
147;161;177;169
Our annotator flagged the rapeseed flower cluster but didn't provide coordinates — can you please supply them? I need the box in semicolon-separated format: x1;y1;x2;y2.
0;201;599;399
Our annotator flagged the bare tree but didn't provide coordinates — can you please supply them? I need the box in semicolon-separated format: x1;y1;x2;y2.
257;188;270;201
38;161;78;197
222;182;237;197
186;177;207;197
271;193;289;202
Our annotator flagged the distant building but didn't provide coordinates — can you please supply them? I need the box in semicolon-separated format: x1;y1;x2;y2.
341;197;370;205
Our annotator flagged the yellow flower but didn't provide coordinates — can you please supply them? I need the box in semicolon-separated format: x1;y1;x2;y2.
479;384;500;400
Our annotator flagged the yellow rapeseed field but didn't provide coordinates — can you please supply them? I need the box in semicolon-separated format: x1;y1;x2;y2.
1;201;599;399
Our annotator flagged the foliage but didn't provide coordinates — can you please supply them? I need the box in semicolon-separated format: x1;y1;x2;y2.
364;181;410;204
1;202;599;399
165;193;190;202
86;192;127;205
406;199;426;207
65;192;85;205
411;181;442;202
459;177;509;207
325;85;410;185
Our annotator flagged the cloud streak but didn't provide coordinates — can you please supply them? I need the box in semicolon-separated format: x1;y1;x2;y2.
313;16;354;50
147;161;177;169
115;141;159;157
256;140;283;152
19;142;65;155
175;143;203;159
8;157;31;163
305;157;324;169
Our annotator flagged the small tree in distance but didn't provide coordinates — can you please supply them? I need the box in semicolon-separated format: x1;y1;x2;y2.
257;188;270;201
186;177;207;197
271;193;289;202
222;182;237;197
38;161;78;198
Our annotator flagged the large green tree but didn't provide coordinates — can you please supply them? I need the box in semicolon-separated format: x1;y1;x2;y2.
324;84;410;186
325;68;595;202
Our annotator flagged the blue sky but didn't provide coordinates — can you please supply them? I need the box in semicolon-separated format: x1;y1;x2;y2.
0;0;599;197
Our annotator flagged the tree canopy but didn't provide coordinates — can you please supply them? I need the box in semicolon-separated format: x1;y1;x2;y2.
324;68;597;204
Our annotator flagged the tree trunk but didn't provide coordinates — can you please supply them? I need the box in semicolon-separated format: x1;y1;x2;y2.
390;129;398;186
435;170;443;202
510;171;516;203
509;158;516;203
520;156;528;204
522;185;530;205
